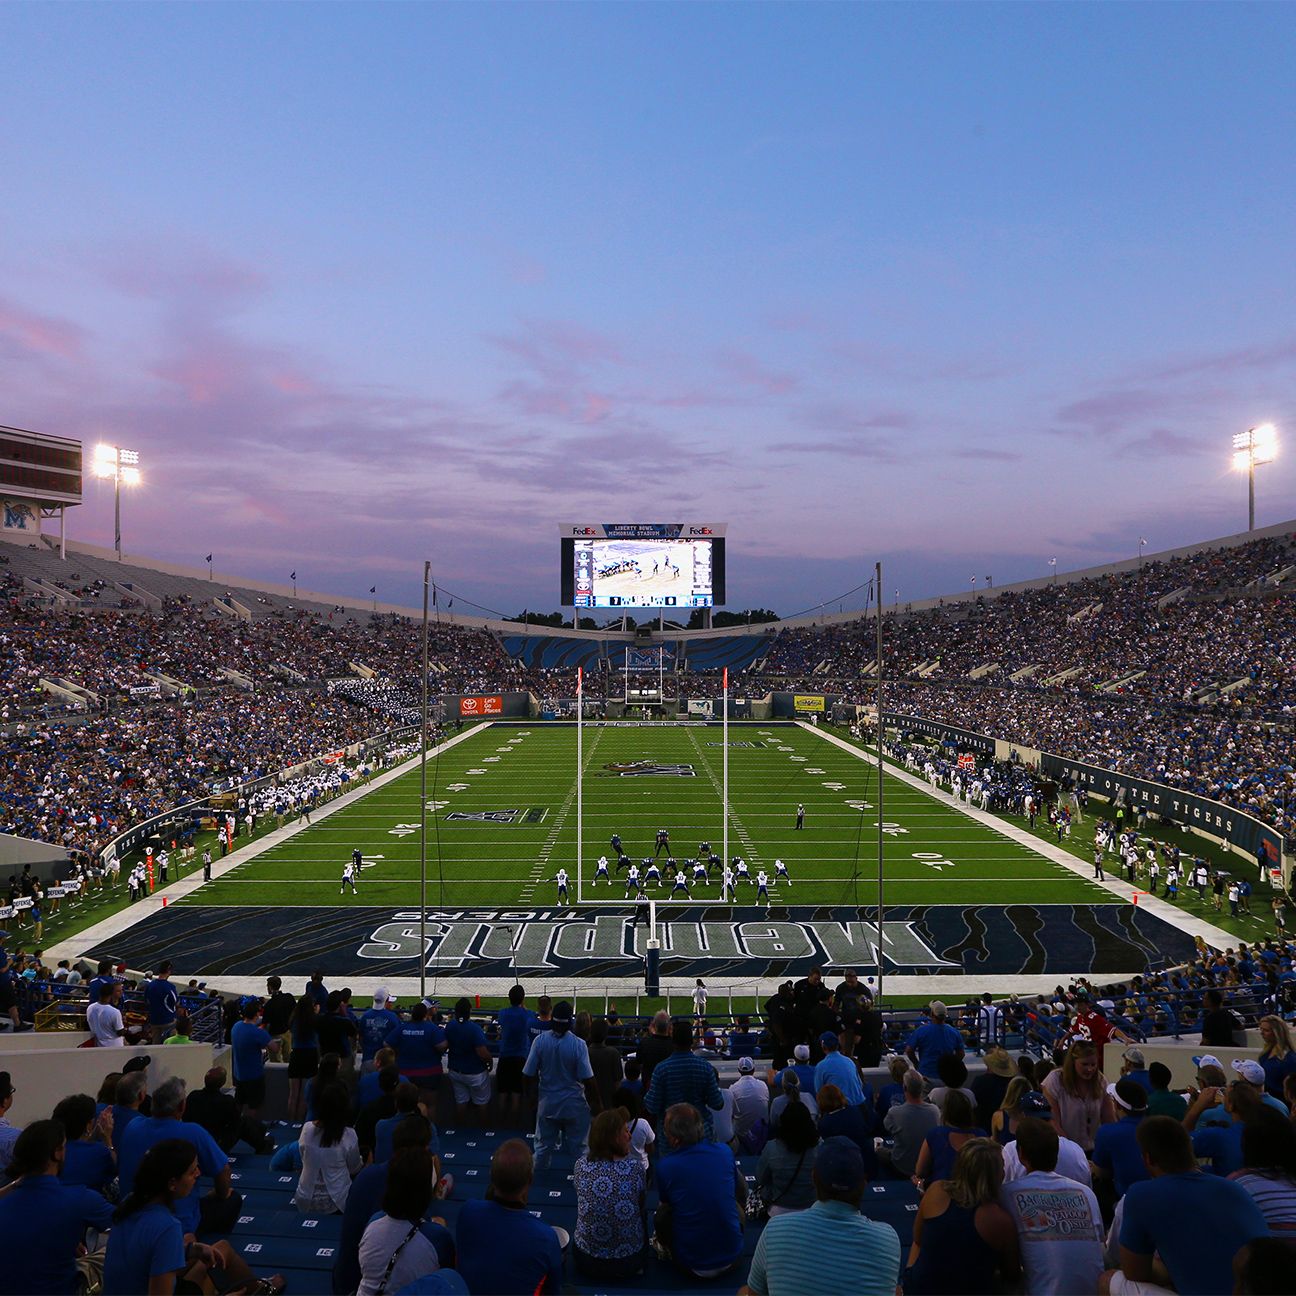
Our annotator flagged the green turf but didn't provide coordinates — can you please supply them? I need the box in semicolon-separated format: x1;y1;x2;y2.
183;721;1113;910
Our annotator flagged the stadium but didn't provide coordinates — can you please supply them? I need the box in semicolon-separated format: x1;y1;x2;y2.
3;8;1296;1296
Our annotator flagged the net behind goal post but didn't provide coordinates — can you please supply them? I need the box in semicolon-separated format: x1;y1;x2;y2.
575;666;731;907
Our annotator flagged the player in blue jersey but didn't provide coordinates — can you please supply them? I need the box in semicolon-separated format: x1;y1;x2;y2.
610;832;622;855
655;828;670;856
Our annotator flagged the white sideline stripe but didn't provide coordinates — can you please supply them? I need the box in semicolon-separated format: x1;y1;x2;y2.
798;723;1242;952
43;723;496;962
183;874;1111;887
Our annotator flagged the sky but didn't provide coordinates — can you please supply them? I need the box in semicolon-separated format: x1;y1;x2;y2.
1;2;1294;619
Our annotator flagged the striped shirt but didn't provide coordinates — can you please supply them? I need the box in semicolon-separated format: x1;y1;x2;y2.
643;1051;723;1136
746;1199;901;1296
1229;1171;1296;1233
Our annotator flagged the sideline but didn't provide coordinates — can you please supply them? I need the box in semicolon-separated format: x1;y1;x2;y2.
44;723;493;965
801;722;1241;953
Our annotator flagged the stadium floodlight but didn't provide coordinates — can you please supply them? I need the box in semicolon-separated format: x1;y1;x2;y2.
92;443;142;560
1233;424;1278;531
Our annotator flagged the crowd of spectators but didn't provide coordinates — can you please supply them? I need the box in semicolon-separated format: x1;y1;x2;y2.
2;952;1294;1295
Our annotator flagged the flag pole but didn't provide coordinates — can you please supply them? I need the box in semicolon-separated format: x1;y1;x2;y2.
577;666;583;904
875;560;885;1004
420;561;429;1001
722;667;729;888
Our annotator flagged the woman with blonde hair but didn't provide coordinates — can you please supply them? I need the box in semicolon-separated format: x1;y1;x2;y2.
1041;1040;1114;1153
1258;1015;1296;1102
989;1076;1033;1145
904;1138;1020;1294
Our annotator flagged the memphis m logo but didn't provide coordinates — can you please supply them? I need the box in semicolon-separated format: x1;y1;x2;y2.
601;760;696;777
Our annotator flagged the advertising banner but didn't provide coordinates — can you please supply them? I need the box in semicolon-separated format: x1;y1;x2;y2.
459;695;504;717
793;694;826;713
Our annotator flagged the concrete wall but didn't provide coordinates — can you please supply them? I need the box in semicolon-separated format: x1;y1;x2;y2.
0;1040;215;1125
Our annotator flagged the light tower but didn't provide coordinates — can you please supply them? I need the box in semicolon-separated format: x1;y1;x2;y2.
92;444;142;560
1232;423;1277;532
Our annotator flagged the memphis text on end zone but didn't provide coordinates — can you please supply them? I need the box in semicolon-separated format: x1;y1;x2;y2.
356;910;958;971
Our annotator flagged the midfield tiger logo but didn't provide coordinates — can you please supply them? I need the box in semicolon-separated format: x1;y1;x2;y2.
600;760;696;777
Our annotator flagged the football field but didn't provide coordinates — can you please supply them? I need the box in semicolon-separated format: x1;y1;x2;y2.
188;721;1106;910
91;721;1203;981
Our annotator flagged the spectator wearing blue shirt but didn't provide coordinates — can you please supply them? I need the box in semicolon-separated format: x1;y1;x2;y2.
1091;1080;1150;1198
144;962;178;1045
496;985;536;1118
385;1002;448;1095
118;1077;234;1239
373;1084;443;1174
1185;1080;1257;1178
359;988;401;1069
905;1000;965;1081
643;1020;724;1142
53;1092;116;1192
813;1032;867;1107
524;1001;599;1167
0;1120;114;1295
654;1103;746;1279
230;999;277;1116
446;998;493;1124
304;971;329;1011
1106;1116;1268;1296
104;1137;284;1296
333;1112;435;1295
456;1140;563;1296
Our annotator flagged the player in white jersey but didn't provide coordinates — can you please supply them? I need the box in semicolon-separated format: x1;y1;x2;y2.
555;868;569;905
755;870;770;904
594;855;610;883
774;858;790;885
624;865;642;898
692;858;708;885
734;857;750;884
341;861;358;894
1147;856;1160;893
644;860;663;887
670;870;691;898
721;865;735;902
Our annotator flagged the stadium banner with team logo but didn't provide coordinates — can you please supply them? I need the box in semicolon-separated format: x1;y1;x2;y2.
884;713;996;757
1040;753;1284;871
885;712;1283;870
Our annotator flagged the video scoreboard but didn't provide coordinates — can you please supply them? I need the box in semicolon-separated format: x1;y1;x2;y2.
560;523;726;608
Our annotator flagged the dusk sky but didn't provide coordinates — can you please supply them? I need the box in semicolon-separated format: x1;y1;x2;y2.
2;3;1294;619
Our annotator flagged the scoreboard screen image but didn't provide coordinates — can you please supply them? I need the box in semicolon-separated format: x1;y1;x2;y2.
560;524;726;608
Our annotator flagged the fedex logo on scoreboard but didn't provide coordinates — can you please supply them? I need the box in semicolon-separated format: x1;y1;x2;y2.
688;526;713;535
571;527;598;535
459;695;503;716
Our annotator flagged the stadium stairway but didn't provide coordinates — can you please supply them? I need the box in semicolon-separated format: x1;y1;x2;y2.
215;1122;920;1295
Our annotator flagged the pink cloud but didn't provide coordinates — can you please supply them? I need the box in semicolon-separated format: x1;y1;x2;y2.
716;349;799;395
0;296;85;360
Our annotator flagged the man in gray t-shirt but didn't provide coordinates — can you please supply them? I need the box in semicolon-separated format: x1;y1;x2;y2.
522;1000;599;1166
882;1071;939;1176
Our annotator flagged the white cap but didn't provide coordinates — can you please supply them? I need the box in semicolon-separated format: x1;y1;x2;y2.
373;988;391;1007
794;1044;810;1062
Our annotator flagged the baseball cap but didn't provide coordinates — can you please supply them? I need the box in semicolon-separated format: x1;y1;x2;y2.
738;1056;755;1074
816;1135;866;1192
1232;1058;1266;1085
372;988;391;1008
793;1044;810;1062
928;1000;947;1018
819;1031;839;1047
1108;1079;1148;1112
1123;1046;1146;1067
1019;1091;1052;1117
1192;1054;1223;1071
552;1000;574;1026
122;1055;151;1074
